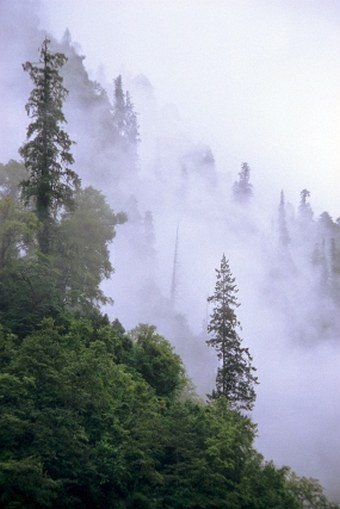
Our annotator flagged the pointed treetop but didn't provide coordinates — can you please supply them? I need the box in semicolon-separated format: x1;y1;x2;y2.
19;38;80;253
232;162;253;203
298;188;313;222
206;254;258;411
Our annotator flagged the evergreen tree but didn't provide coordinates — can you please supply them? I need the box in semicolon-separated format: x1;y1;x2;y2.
112;75;126;140
298;189;313;222
19;38;80;254
233;162;253;203
207;254;258;411
112;75;139;169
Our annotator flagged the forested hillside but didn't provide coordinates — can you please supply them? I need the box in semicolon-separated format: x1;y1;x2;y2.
0;20;340;509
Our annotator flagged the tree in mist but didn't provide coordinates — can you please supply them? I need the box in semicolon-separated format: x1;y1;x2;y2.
206;254;258;411
311;240;328;286
233;162;253;203
286;470;340;509
112;75;125;139
19;38;80;254
125;91;139;146
56;186;127;310
298;189;313;223
112;75;139;168
0;161;37;269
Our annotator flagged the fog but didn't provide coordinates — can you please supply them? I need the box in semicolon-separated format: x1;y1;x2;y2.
1;0;340;500
39;0;340;217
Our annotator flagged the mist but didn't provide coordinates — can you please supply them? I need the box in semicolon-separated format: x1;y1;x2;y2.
1;0;340;500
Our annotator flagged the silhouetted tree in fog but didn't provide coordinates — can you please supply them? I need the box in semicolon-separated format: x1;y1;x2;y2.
207;254;258;411
112;75;139;170
233;162;253;203
298;189;313;223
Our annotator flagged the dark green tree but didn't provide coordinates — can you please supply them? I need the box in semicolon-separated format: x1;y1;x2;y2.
0;319;162;509
19;38;80;254
130;324;186;400
233;162;253;203
206;254;258;411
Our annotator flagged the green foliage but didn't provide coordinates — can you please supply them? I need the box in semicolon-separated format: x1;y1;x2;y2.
286;470;340;509
19;38;80;254
0;160;27;198
0;177;125;335
0;161;38;269
207;254;258;410
0;457;59;509
0;316;336;508
129;324;186;400
238;459;300;509
0;319;160;508
157;401;217;509
0;256;63;337
56;186;127;309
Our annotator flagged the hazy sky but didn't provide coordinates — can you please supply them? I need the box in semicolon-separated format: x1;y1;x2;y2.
39;0;340;217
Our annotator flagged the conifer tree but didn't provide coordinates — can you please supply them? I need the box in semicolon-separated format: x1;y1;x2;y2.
19;38;80;254
232;162;253;203
298;189;313;222
207;254;258;411
112;75;139;160
112;75;126;140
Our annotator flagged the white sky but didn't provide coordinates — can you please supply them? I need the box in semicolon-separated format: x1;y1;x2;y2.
39;0;340;216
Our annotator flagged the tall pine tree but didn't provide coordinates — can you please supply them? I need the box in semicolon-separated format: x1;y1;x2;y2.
19;38;80;254
207;254;258;411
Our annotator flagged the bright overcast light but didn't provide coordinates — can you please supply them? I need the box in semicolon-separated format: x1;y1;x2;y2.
39;0;340;217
